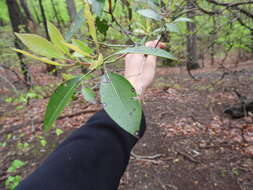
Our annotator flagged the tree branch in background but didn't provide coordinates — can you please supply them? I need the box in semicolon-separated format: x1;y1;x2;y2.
206;0;253;7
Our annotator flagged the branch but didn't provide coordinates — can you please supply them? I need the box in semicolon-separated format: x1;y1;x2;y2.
237;17;253;30
0;107;99;136
194;2;221;15
206;0;253;7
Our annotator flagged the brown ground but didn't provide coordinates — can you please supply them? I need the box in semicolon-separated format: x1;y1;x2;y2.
0;60;253;190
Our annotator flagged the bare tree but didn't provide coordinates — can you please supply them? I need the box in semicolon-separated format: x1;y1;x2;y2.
186;0;200;70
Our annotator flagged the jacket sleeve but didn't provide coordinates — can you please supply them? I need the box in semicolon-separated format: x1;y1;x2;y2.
15;109;146;190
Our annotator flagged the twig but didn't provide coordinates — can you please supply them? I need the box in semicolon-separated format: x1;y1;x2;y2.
0;73;19;95
131;152;162;159
176;150;200;164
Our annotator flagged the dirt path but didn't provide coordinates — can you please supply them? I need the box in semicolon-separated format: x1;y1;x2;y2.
1;63;253;190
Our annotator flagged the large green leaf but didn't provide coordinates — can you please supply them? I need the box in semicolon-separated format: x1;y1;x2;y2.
137;9;162;21
47;22;69;55
114;46;177;60
43;76;81;131
65;8;85;41
15;33;64;59
100;72;142;136
89;0;105;15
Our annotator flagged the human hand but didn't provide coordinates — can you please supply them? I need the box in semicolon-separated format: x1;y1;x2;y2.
124;40;166;97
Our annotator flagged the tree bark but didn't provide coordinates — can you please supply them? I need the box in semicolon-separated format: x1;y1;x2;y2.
6;0;31;87
19;0;34;23
38;0;49;39
186;0;200;70
66;0;77;22
38;0;57;73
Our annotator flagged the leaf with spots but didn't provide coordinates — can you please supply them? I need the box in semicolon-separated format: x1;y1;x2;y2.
100;72;142;136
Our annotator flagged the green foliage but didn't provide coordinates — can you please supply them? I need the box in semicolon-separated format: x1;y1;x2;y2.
15;33;65;59
100;72;142;136
137;9;162;21
43;76;82;131
55;128;64;136
5;175;22;190
7;160;25;173
47;22;69;55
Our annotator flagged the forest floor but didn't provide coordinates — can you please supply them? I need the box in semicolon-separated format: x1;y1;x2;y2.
0;59;253;190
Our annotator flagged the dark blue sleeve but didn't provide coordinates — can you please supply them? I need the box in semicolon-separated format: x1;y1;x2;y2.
15;110;146;190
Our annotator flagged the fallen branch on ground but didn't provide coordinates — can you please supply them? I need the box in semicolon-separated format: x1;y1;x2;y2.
0;107;99;136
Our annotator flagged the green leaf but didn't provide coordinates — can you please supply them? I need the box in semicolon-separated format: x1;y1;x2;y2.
72;39;93;54
61;73;76;80
114;46;177;60
137;9;162;21
13;48;62;66
47;22;69;55
55;128;63;136
100;72;142;136
7;160;25;172
84;3;97;43
95;17;109;36
173;17;192;23
89;0;105;15
43;77;82;131
65;8;85;41
81;87;96;103
166;23;179;33
15;33;64;59
63;42;93;57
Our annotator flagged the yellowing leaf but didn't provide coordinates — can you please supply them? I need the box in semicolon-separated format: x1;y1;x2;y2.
15;33;65;59
89;53;103;70
84;3;97;43
13;48;62;66
62;73;75;80
72;39;93;55
63;42;92;57
47;22;69;55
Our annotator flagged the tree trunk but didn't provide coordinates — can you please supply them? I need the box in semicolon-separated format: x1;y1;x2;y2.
51;0;63;32
19;0;34;22
186;0;200;70
38;0;57;74
6;0;31;87
38;0;49;39
30;0;41;23
66;0;77;22
19;0;37;32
